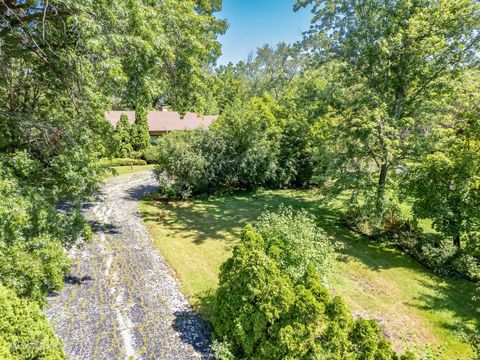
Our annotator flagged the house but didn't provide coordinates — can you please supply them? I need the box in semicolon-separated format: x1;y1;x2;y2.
105;109;218;144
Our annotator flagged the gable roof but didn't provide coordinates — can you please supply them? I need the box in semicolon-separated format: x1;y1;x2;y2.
105;111;217;132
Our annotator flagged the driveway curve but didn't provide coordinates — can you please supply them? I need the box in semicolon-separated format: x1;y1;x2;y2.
45;171;211;360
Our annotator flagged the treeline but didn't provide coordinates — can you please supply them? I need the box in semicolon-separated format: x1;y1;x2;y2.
0;0;225;357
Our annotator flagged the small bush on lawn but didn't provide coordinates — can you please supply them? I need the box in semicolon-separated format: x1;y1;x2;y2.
212;220;413;359
0;285;65;359
102;158;147;166
255;205;336;284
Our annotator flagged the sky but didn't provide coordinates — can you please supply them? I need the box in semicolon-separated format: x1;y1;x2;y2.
216;0;313;65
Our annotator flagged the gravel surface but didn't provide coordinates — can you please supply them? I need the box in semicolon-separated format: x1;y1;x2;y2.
45;171;211;360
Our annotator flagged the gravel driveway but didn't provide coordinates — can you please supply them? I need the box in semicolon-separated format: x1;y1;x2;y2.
45;171;211;360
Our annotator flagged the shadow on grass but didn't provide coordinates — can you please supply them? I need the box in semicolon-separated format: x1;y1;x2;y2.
408;278;478;333
142;188;479;337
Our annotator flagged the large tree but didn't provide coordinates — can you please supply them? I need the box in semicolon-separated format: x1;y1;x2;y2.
0;3;226;346
406;70;480;247
295;0;480;211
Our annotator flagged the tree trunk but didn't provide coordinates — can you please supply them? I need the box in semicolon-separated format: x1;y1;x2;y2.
454;234;461;248
376;162;388;213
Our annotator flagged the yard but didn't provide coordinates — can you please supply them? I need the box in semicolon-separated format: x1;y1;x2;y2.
107;164;155;177
141;189;478;359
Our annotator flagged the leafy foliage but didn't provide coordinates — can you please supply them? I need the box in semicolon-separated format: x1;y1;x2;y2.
255;206;336;284
101;158;147;167
295;0;480;212
0;0;226;349
0;285;65;359
114;114;134;158
154;96;284;198
212;220;412;359
130;110;151;152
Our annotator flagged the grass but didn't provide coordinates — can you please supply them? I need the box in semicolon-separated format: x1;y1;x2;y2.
140;189;478;359
105;164;155;178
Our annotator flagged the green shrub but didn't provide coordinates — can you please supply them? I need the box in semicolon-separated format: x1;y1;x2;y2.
155;130;225;198
212;221;410;359
130;110;150;152
211;340;235;360
255;205;336;284
342;202;480;281
114;114;133;158
0;285;65;359
102;158;147;166
0;175;72;302
142;146;159;164
154;96;286;198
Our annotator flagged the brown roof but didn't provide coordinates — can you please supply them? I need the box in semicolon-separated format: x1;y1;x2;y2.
105;111;217;133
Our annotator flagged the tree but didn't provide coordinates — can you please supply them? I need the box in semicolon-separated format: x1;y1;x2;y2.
115;114;133;157
0;0;226;348
131;109;151;151
406;70;480;247
295;0;480;212
236;43;306;99
111;0;227;112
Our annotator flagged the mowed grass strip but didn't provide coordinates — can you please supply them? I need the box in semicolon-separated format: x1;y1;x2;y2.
107;165;155;177
140;189;477;359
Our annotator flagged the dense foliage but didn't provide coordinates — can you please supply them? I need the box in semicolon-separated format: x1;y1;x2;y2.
152;2;480;355
2;0;479;357
110;111;151;159
1;0;225;356
212;216;413;359
0;285;65;359
101;158;147;167
154;94;321;197
254;206;336;284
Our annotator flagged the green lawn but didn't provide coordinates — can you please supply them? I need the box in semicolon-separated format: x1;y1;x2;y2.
106;164;155;177
140;189;478;359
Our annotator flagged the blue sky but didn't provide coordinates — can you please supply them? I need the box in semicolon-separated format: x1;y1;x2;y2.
216;0;313;65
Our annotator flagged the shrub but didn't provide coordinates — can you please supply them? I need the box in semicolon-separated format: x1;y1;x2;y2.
142;146;159;164
130;110;150;152
342;202;480;281
255;205;336;284
102;158;147;166
0;285;65;359
211;340;235;360
0;176;72;302
114;114;133;158
212;222;410;359
155;130;225;198
212;96;281;189
154;96;284;198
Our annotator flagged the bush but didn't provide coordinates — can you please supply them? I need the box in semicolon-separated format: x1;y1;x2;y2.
102;158;147;166
141;146;159;164
0;175;72;302
342;202;480;281
154;96;286;198
255;205;336;284
0;285;65;359
212;220;411;359
155;130;226;198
